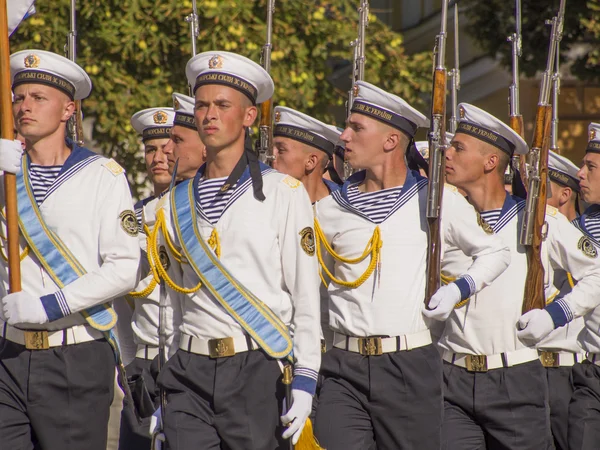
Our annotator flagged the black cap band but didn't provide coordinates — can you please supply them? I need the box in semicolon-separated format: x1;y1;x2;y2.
274;124;335;156
174;112;197;130
351;100;418;137
549;168;580;192
194;72;257;104
456;121;516;156
13;70;76;100
142;126;171;142
586;141;600;154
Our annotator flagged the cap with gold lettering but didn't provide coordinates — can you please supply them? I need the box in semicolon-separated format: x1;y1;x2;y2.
350;80;429;138
10;49;92;101
456;103;528;156
131;108;175;143
273;106;340;157
185;51;274;105
172;92;197;130
549;150;580;192
586;123;600;154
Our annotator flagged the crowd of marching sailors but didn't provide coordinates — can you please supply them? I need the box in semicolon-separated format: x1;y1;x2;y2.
4;1;600;450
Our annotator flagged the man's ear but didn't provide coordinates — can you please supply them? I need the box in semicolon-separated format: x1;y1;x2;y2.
383;131;400;152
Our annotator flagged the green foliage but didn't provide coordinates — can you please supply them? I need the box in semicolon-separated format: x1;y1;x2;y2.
10;0;431;197
462;0;600;80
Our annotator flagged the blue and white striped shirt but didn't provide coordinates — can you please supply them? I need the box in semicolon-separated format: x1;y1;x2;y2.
346;183;403;223
197;176;237;224
479;209;502;229
29;164;62;206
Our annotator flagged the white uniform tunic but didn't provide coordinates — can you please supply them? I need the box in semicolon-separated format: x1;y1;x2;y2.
159;165;321;387
0;146;140;330
315;171;510;338
439;196;600;356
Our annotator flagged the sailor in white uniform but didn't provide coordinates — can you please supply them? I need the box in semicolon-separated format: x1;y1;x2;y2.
435;103;600;450
163;92;206;180
115;107;176;450
272;106;341;203
574;122;600;244
313;82;511;450
566;123;600;450
536;150;585;450
150;51;321;449
0;50;139;450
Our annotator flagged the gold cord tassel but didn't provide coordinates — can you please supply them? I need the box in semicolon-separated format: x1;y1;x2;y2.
295;418;326;450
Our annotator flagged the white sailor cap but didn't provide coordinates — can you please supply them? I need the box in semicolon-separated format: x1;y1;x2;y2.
415;133;454;160
456;103;528;156
350;81;429;138
172;92;197;130
587;123;600;154
10;50;92;101
273;106;341;157
549;151;580;192
186;51;274;105
131;108;175;142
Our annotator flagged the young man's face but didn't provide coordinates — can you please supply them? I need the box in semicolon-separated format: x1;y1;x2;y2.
340;113;391;171
144;138;171;188
164;126;206;180
13;84;74;144
194;84;256;152
272;137;309;180
445;133;489;190
578;152;600;204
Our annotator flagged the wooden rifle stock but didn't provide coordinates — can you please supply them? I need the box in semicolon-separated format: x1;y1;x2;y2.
425;67;447;307
73;99;84;145
0;0;22;293
259;98;273;165
522;105;552;313
509;115;528;187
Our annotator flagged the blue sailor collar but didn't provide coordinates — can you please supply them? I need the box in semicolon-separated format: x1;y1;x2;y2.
487;191;526;232
576;204;600;245
331;169;427;224
192;161;274;224
26;139;102;204
323;178;341;194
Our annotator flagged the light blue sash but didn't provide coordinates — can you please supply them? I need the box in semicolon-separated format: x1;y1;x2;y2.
171;178;293;359
15;156;117;332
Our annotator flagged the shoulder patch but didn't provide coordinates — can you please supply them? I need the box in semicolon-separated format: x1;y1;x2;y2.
282;175;301;189
299;227;315;256
119;210;138;237
546;205;558;217
103;159;125;176
578;236;598;259
445;183;459;193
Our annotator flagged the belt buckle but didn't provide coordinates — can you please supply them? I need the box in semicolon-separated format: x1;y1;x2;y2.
358;337;382;356
540;351;560;368
465;355;488;372
208;337;235;358
24;331;49;350
320;339;327;354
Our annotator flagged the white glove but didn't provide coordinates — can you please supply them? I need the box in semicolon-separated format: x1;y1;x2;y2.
2;291;48;325
422;283;462;321
281;389;313;445
517;309;555;344
149;406;162;436
0;139;23;174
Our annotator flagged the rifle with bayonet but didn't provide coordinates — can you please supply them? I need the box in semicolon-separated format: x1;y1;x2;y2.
257;0;275;165
344;0;369;179
448;1;459;134
65;0;83;145
185;0;200;95
425;0;449;307
520;0;566;314
508;0;527;188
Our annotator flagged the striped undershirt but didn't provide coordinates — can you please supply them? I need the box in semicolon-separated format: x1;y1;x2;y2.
479;209;502;228
584;210;600;242
346;183;403;223
197;176;237;224
29;164;62;205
